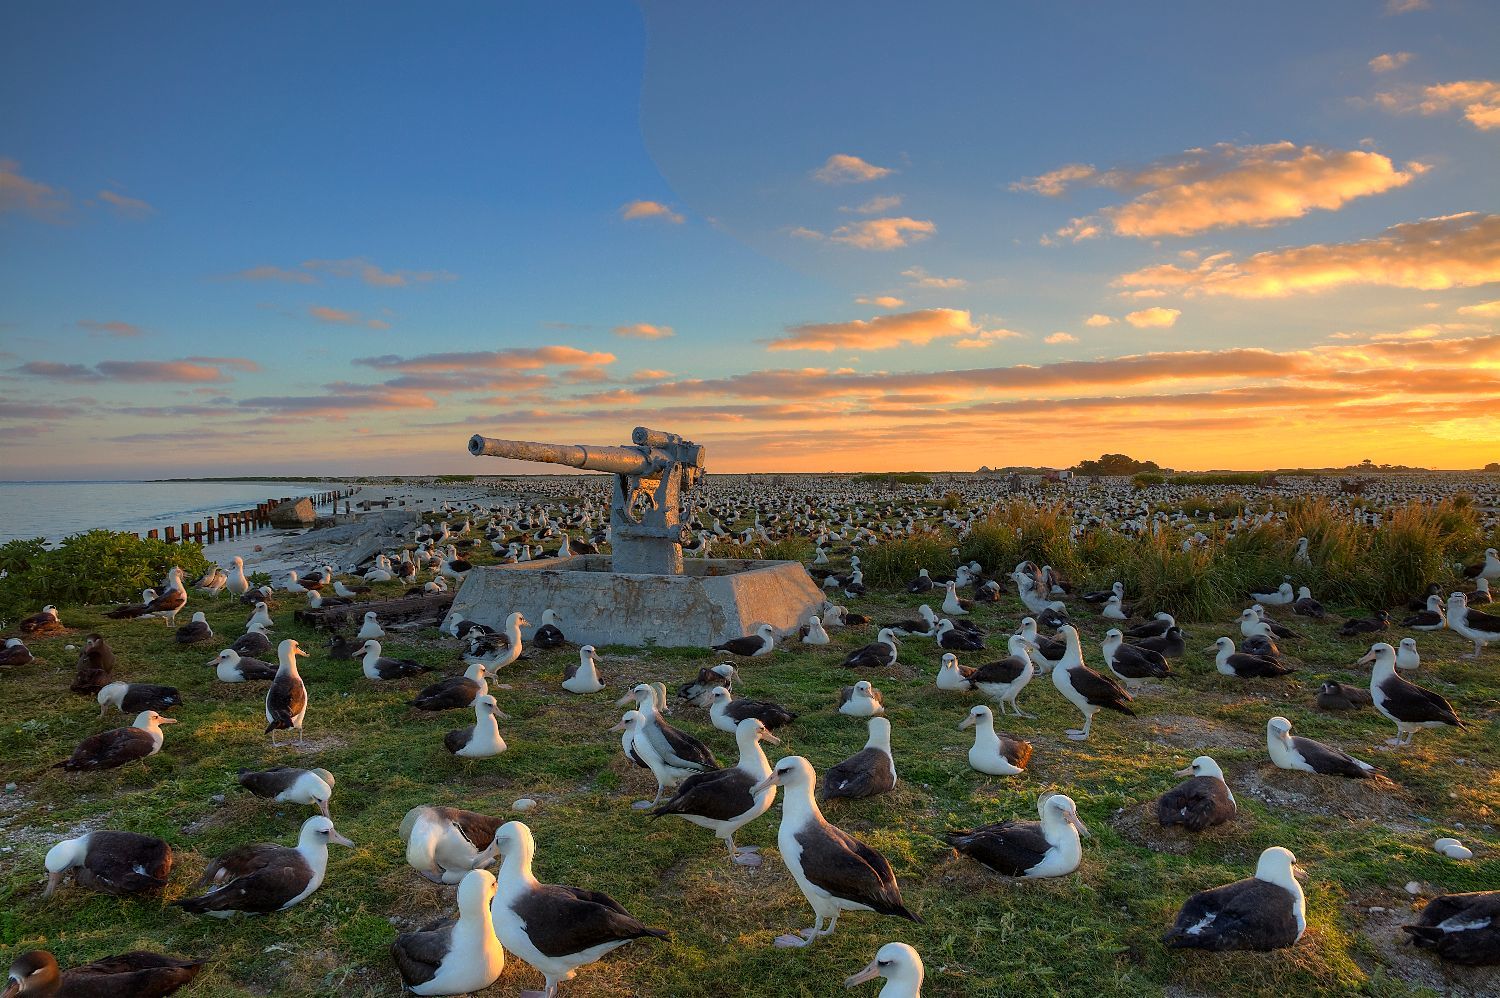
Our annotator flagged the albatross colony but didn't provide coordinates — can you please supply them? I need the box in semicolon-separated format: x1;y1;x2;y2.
1;470;1498;995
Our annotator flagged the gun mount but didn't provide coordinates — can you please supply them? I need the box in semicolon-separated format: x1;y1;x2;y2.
468;426;705;574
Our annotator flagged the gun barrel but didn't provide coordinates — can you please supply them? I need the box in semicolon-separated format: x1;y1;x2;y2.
468;435;656;475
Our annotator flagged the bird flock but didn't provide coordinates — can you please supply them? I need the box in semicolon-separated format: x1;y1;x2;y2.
3;472;1499;996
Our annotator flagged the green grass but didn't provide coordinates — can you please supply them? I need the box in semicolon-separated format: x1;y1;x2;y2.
1;521;1498;996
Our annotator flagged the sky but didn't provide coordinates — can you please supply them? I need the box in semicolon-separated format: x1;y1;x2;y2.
1;0;1497;479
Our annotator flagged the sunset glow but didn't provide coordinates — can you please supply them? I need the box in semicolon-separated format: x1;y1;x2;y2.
1;2;1496;478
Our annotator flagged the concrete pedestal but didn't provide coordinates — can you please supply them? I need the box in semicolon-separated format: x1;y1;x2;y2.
447;556;825;648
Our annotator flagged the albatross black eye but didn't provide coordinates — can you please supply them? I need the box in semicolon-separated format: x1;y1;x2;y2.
878;959;891;966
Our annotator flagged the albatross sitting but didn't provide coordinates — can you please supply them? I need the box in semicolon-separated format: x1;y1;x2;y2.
401;805;504;884
55;711;175;771
959;704;1031;776
1156;756;1236;832
488;820;667;998
1266;716;1373;778
1163;846;1304;951
844;942;925;997
751;756;920;948
391;868;505;996
173;815;352;917
822;716;897;800
945;793;1089;878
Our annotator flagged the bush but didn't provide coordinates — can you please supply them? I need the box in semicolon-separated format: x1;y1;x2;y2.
858;534;955;587
0;530;214;625
854;473;932;485
1131;473;1166;487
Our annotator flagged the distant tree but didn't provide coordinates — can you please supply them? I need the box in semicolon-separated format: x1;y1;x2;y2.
1074;453;1160;477
1486;462;1500;472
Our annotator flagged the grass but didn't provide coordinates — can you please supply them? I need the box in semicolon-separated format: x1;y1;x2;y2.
1;507;1498;997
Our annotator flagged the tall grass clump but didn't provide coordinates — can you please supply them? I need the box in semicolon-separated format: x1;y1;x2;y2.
1118;532;1233;621
960;501;1086;582
858;533;955;587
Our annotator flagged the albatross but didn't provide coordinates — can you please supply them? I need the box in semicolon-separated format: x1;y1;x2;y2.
1050;625;1134;740
945;793;1089;878
488;820;667;998
2;950;205;998
751;756;919;947
651;717;780;865
173;815;352;917
1360;641;1464;746
1156;756;1236;832
1266;716;1373;778
55;710;175;771
391;869;505;996
1163;846;1305;951
401;805;504;884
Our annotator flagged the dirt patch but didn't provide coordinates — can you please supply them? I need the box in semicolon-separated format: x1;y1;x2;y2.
1348;889;1500;997
1233;764;1420;828
1111;800;1252;855
1146;714;1261;751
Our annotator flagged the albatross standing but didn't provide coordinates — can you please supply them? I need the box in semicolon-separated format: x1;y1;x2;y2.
488;820;667;998
1360;642;1464;746
1050;625;1134;740
751;756;919;948
651;717;780;865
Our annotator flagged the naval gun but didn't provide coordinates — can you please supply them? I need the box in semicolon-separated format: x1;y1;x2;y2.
468;426;705;574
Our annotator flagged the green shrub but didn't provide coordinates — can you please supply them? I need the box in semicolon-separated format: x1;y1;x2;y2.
858;534;955;587
0;530;214;625
1132;472;1166;487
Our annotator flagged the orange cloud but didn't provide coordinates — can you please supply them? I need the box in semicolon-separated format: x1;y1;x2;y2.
0;158;67;221
14;356;254;383
1385;0;1429;14
1025;142;1424;239
78;319;144;338
821;216;935;250
954;329;1024;349
302;258;456;287
230;265;317;284
1457;299;1500;316
1045;332;1078;344
620;200;685;223
1117;212;1500;298
1375;79;1500;131
98;188;154;219
843;194;903;214
613;323;675;339
901;267;966;289
1084;313;1115;327
1125;307;1181;328
1010;163;1096;196
1369;51;1414;73
856;295;906;308
767;308;979;352
309;305;389;329
812;154;894;184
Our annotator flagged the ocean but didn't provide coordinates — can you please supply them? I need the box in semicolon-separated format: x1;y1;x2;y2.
0;480;344;545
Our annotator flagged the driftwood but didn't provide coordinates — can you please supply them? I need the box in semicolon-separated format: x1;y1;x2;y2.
295;591;455;631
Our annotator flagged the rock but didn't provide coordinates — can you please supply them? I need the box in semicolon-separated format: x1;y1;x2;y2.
268;497;316;528
5;783;16;792
1434;837;1473;860
210;794;226;805
1405;881;1421;895
512;798;537;812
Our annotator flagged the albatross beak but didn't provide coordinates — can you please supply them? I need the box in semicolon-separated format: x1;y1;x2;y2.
1174;766;1194;777
761;731;782;745
608;720;628;733
613;692;634;708
844;959;882;988
1200;645;1219;654
3;978;21;998
959;714;977;730
44;871;62;898
749;773;780;795
1068;812;1091;838
318;799;331;818
330;830;354;847
157;717;178;724
1356;649;1377;666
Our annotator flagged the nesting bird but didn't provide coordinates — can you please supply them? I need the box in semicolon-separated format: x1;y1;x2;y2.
1266;716;1373;778
1163;846;1305;951
173;815;352;917
1156;756;1236;832
959;704;1031;777
945;794;1089;878
55;710;175;771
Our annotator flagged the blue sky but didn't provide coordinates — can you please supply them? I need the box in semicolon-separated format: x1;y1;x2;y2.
2;0;1497;477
